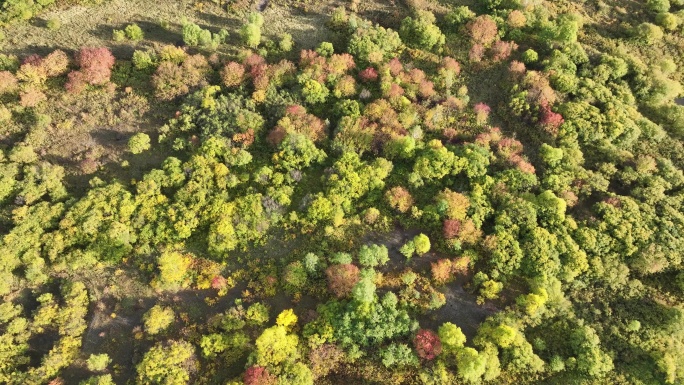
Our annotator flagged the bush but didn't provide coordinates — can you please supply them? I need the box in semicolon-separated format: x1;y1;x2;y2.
348;24;403;65
647;0;670;12
326;263;360;297
76;47;116;85
46;18;61;30
279;33;294;52
386;186;414;213
129;133;151;154
634;22;664;44
399;10;445;51
152;55;210;100
112;29;125;42
143;305;174;335
86;354;111;372
467;15;499;46
413;234;431;255
240;23;261;49
655;12;679;30
125;24;144;41
41;50;69;77
445;6;476;27
414;329;442;360
522;49;538;63
316;42;334;57
221;61;245;87
132;50;156;70
0;71;18;94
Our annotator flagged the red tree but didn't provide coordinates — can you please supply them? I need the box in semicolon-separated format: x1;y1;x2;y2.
325;263;360;298
359;67;378;82
414;329;442;360
76;47;115;85
244;366;276;385
539;100;564;135
443;219;461;239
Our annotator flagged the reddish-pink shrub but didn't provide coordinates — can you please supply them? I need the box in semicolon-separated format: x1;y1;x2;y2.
441;57;461;75
467;15;498;46
509;60;526;75
359;67;378;82
299;49;320;67
65;71;87;94
490;40;518;62
244;366;276;385
474;102;491;124
418;80;435;98
386;186;414;213
497;137;524;158
539;101;564;135
41;50;70;77
0;71;18;94
443;219;461;239
19;87;47;107
244;53;267;68
326;263;360;298
221;61;246;87
414;329;442;360
211;276;227;290
23;54;43;67
469;44;485;63
386;83;405;99
387;57;403;76
76;47;115;85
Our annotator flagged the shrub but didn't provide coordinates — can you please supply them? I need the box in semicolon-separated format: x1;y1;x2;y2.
414;329;442;360
400;241;416;259
283;261;308;291
143;305;175;335
413;234;431;255
0;71;18;94
221;61;245;87
358;244;389;268
132;50;156;70
507;10;526;28
522;49;538;63
647;0;670;12
65;71;87;94
348;24;403;65
76;47;116;85
20;87;47;107
125;24;144;41
112;29;126;42
634;23;664;44
244;366;276;385
129;133;151;154
152;55;210;100
431;259;453;284
467;15;499;46
316;42;334;57
246;303;270;326
445;6;476;26
86;354;111;372
381;343;419;367
300;78;329;104
41;50;69;77
240;23;261;48
279;33;294;52
655;12;679;30
438;322;466;351
386;186;414;213
326;263;360;298
46;18;61;30
399;10;445;51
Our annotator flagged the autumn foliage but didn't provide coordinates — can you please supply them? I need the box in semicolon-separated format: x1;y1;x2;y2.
414;329;442;360
244;366;277;385
326;263;360;298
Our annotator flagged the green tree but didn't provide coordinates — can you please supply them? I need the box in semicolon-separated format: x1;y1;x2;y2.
86;353;111;372
413;234;431;255
143;305;174;335
136;340;195;385
129;133;151;154
399;10;445;51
